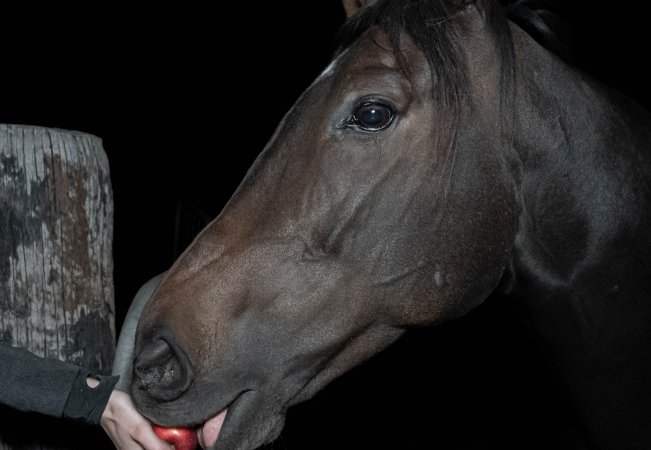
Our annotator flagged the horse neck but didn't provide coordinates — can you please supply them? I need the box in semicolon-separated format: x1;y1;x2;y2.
504;26;651;447
508;25;651;292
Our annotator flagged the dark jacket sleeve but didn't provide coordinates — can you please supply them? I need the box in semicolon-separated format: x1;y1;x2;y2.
0;342;119;425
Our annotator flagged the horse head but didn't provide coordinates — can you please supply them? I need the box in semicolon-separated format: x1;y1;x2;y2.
116;0;651;448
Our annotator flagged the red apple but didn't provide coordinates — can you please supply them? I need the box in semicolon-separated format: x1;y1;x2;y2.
152;424;198;450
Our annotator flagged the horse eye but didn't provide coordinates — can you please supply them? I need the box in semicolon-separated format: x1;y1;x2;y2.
349;102;394;131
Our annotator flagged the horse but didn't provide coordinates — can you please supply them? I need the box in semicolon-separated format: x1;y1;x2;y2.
112;0;651;448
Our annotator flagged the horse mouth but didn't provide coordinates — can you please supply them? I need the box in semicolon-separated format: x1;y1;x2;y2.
196;390;250;449
198;408;227;449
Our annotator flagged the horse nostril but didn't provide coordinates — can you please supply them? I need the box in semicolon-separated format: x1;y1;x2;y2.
137;338;174;367
134;337;193;401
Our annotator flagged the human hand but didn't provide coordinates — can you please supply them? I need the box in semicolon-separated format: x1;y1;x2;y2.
100;389;174;450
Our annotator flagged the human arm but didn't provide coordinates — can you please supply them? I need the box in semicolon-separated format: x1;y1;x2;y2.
0;341;116;423
0;342;172;449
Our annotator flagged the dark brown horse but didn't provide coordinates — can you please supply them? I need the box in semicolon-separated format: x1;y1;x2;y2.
113;0;651;448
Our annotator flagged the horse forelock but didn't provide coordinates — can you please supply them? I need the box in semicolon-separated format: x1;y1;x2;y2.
332;0;567;131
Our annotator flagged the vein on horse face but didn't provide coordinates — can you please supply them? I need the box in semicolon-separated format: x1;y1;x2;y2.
373;258;429;286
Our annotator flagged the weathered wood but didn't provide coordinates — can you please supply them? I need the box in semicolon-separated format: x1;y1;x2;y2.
0;124;115;449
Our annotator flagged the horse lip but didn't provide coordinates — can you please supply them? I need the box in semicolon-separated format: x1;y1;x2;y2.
198;409;226;449
198;389;252;449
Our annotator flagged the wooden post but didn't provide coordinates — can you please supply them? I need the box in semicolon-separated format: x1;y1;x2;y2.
0;124;115;449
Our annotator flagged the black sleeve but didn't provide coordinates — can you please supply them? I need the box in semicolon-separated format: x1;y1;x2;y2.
0;342;119;425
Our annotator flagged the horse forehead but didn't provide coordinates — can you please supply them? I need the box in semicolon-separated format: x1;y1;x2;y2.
345;29;402;71
312;30;401;87
334;28;429;87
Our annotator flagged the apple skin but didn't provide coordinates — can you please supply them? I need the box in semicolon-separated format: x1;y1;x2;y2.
152;424;198;450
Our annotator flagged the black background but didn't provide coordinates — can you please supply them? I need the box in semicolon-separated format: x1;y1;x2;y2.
1;2;649;449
